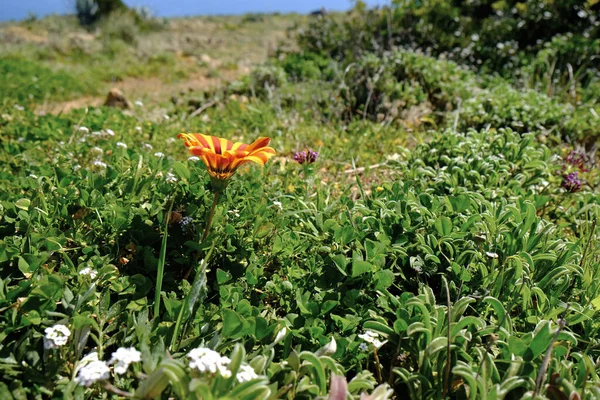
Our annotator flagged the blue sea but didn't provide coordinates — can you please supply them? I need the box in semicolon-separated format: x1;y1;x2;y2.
0;0;389;22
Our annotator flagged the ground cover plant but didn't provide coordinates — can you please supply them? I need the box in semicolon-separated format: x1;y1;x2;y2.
1;1;600;399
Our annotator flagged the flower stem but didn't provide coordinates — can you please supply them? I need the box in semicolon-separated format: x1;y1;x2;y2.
201;191;220;242
153;198;175;319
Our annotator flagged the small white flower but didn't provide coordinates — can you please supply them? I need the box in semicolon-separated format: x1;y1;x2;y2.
358;330;378;342
135;126;142;133
228;209;240;218
116;142;128;149
165;172;178;183
236;364;259;383
471;34;480;42
486;252;499;259
164;114;170;120
79;267;98;279
73;164;81;171
188;156;200;162
154;152;165;158
359;343;368;352
14;104;25;111
44;324;71;349
104;129;115;137
134;100;144;107
109;347;141;375
188;347;231;377
166;137;176;144
358;330;384;349
78;126;90;133
578;10;587;19
218;363;232;378
92;160;107;171
142;143;153;152
28;174;38;179
75;360;110;387
273;201;283;210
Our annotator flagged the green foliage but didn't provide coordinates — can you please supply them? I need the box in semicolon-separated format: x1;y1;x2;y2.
1;5;600;400
0;57;97;103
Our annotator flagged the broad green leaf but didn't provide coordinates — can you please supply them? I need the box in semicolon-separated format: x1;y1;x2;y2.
351;260;372;277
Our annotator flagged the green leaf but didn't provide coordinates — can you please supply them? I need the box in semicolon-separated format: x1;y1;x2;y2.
299;352;327;395
15;198;31;211
374;270;394;290
255;223;275;239
363;321;394;336
222;309;249;338
331;254;348;276
172;162;190;181
449;194;471;213
434;216;453;236
217;268;232;284
226;343;245;389
394;318;408;333
351;260;372;277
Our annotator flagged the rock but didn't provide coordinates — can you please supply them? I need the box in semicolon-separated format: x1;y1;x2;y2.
104;88;131;109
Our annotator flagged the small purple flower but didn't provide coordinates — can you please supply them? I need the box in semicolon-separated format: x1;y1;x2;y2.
293;151;306;164
562;172;581;192
293;149;319;164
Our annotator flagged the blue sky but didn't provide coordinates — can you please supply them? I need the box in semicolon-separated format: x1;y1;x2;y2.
0;1;389;21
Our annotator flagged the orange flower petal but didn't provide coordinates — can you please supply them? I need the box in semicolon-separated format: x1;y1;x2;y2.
178;133;276;182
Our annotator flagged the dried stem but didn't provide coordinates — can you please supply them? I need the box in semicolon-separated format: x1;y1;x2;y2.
533;305;570;398
373;347;383;384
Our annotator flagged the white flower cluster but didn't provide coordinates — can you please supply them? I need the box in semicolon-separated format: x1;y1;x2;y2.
165;172;178;183
358;330;384;349
75;352;110;387
79;267;98;279
43;324;71;349
187;347;260;383
109;347;141;375
188;347;232;377
236;364;259;383
74;347;141;387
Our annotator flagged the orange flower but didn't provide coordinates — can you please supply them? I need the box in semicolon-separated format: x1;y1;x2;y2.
178;133;276;187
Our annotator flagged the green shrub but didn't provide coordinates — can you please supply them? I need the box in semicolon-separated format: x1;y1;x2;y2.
76;0;127;26
296;0;600;81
